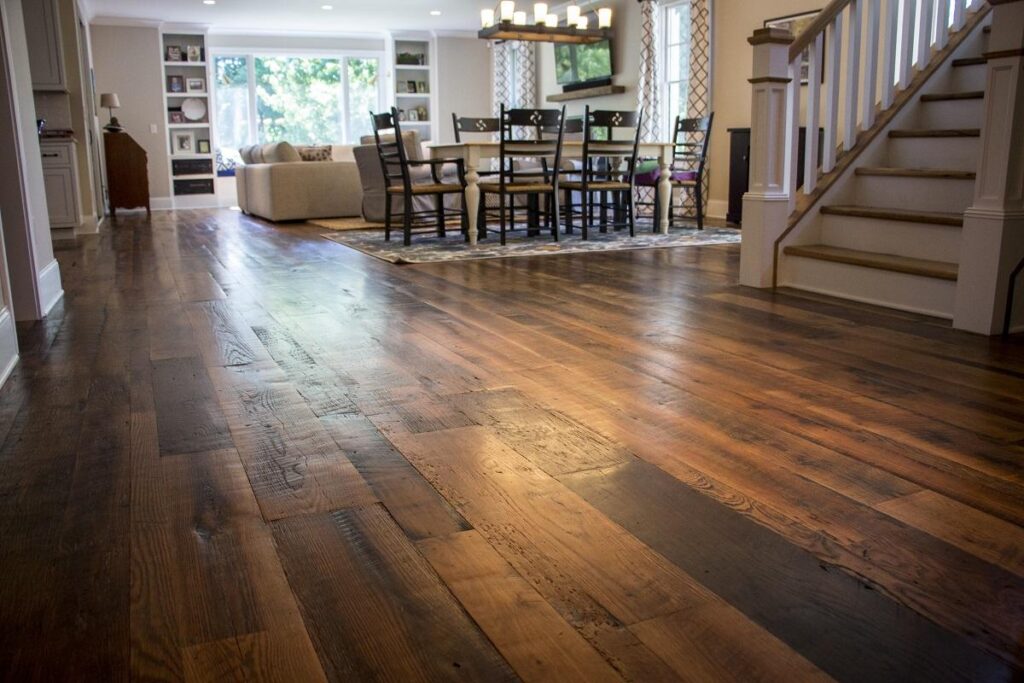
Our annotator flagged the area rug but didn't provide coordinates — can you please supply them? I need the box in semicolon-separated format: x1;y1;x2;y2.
309;216;385;231
320;224;741;264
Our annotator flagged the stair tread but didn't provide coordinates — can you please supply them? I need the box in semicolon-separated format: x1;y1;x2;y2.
888;128;980;138
821;205;964;226
952;56;987;67
920;90;985;101
855;166;977;179
784;245;959;280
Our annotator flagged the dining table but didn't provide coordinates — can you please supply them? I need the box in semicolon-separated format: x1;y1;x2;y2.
427;140;678;245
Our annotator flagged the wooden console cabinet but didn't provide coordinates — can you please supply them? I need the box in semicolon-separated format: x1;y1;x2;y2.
103;131;150;217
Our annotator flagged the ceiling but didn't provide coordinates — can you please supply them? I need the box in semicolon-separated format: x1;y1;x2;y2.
87;0;484;34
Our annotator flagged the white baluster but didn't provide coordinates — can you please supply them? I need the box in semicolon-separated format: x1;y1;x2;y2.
823;13;843;172
881;0;899;107
844;0;862;150
916;0;933;67
934;0;949;48
805;33;823;194
899;0;915;88
786;58;801;212
862;0;881;128
952;0;964;30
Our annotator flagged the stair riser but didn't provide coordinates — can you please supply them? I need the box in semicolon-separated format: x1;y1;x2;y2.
853;175;975;213
949;63;987;92
914;98;985;129
886;136;979;171
819;215;962;263
781;256;957;319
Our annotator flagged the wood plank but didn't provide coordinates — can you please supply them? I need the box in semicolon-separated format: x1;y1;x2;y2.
270;504;518;681
876;491;1024;578
187;300;271;368
418;530;624;682
784;245;959;280
151;356;234;456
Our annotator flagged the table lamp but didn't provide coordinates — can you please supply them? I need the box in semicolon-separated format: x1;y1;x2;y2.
100;93;122;132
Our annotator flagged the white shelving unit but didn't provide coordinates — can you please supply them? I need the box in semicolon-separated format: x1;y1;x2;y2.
160;28;217;208
389;34;438;143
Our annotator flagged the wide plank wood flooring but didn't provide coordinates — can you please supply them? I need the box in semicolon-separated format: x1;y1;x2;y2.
1;208;1022;682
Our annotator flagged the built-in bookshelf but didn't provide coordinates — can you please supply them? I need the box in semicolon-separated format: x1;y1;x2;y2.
160;29;216;205
390;35;437;143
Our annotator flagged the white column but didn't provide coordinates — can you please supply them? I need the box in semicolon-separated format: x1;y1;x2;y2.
740;28;795;288
953;0;1024;334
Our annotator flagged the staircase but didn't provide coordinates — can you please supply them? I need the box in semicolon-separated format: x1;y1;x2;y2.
779;20;990;318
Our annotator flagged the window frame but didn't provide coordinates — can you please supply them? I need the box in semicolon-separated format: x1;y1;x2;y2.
210;47;386;151
660;0;692;141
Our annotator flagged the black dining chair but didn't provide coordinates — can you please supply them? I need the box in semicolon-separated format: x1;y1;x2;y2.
560;107;643;239
635;113;714;230
477;105;567;245
371;107;468;246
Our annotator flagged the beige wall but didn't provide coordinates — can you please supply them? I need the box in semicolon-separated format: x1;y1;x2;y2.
435;36;493;144
90;23;170;200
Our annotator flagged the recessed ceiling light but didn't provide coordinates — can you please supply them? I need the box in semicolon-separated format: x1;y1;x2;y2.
203;0;215;4
430;10;441;15
321;4;333;8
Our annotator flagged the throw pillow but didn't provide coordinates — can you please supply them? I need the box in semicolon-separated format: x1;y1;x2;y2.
295;145;332;162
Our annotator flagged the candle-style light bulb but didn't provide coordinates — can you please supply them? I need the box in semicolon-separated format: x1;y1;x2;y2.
566;4;580;25
576;15;588;29
513;10;527;25
481;8;495;27
545;13;558;27
533;3;547;24
597;8;612;28
499;0;515;21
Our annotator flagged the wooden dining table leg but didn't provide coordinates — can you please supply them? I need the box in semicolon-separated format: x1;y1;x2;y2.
464;150;481;245
658;147;672;235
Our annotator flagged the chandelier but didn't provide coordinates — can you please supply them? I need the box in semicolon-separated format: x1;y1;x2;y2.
478;2;612;44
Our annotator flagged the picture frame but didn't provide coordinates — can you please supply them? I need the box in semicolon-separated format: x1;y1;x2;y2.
167;75;185;93
407;80;417;94
197;139;211;154
186;77;206;93
764;10;824;85
165;45;182;62
416;81;427;94
168;110;185;124
186;45;202;62
172;131;195;155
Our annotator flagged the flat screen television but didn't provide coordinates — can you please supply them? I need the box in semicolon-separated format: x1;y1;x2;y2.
554;40;613;88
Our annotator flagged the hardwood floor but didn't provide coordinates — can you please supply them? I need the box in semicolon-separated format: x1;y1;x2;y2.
1;207;1022;682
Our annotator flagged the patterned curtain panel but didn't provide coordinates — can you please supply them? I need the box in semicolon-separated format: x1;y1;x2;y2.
637;0;660;143
687;0;711;118
492;41;537;140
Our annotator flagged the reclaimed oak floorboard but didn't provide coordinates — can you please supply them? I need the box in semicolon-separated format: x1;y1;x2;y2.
0;208;1021;681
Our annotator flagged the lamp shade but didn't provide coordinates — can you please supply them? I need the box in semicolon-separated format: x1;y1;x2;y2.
100;93;120;109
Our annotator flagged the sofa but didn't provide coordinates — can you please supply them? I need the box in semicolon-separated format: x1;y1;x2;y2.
236;142;362;222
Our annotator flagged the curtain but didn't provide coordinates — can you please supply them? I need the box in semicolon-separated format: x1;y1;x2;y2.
492;40;536;134
687;0;711;118
637;0;660;142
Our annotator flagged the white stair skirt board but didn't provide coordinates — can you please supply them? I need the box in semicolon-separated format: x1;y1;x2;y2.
852;175;976;214
37;259;63;317
819;214;963;263
914;98;985;129
0;307;18;389
886;136;980;170
780;255;958;319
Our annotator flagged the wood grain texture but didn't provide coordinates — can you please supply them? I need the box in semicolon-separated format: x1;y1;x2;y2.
270;504;518;681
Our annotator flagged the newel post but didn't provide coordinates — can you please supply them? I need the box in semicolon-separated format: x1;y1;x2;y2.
954;0;1024;334
740;28;795;288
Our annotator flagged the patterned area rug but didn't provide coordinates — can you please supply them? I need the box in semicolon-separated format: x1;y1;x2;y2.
319;224;742;264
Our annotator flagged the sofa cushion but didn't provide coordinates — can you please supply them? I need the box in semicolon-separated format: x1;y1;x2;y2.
331;145;356;163
295;145;332;162
238;144;256;164
261;141;302;164
359;130;422;161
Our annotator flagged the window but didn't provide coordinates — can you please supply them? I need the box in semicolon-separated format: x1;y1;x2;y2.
662;1;693;138
212;52;382;165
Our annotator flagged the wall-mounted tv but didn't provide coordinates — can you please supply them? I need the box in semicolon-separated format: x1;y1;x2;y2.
554;40;613;87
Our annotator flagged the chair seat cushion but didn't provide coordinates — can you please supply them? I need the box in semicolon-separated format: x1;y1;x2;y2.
634;165;699;186
478;182;554;194
560;180;631;191
387;183;464;195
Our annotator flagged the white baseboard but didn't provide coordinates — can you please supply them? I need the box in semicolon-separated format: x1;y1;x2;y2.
706;199;728;221
37;259;64;317
0;307;18;389
76;214;100;235
151;196;174;211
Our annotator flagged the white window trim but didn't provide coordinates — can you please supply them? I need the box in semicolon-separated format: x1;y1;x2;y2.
210;48;387;147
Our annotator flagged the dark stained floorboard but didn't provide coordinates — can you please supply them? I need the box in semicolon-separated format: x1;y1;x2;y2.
0;208;1020;682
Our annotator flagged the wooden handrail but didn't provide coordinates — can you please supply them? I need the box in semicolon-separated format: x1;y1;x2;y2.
789;0;853;60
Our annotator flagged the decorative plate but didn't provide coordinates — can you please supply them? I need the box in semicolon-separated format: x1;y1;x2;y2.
181;98;207;122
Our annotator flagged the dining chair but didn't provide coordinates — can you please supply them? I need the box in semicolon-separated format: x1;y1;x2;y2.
478;105;567;245
635;113;714;230
560;107;643;239
372;107;468;246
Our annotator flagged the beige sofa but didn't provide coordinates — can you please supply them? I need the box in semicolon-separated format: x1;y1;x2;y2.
236;142;362;222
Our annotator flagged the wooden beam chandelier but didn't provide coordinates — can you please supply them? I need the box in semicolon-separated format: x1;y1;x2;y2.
478;2;613;44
